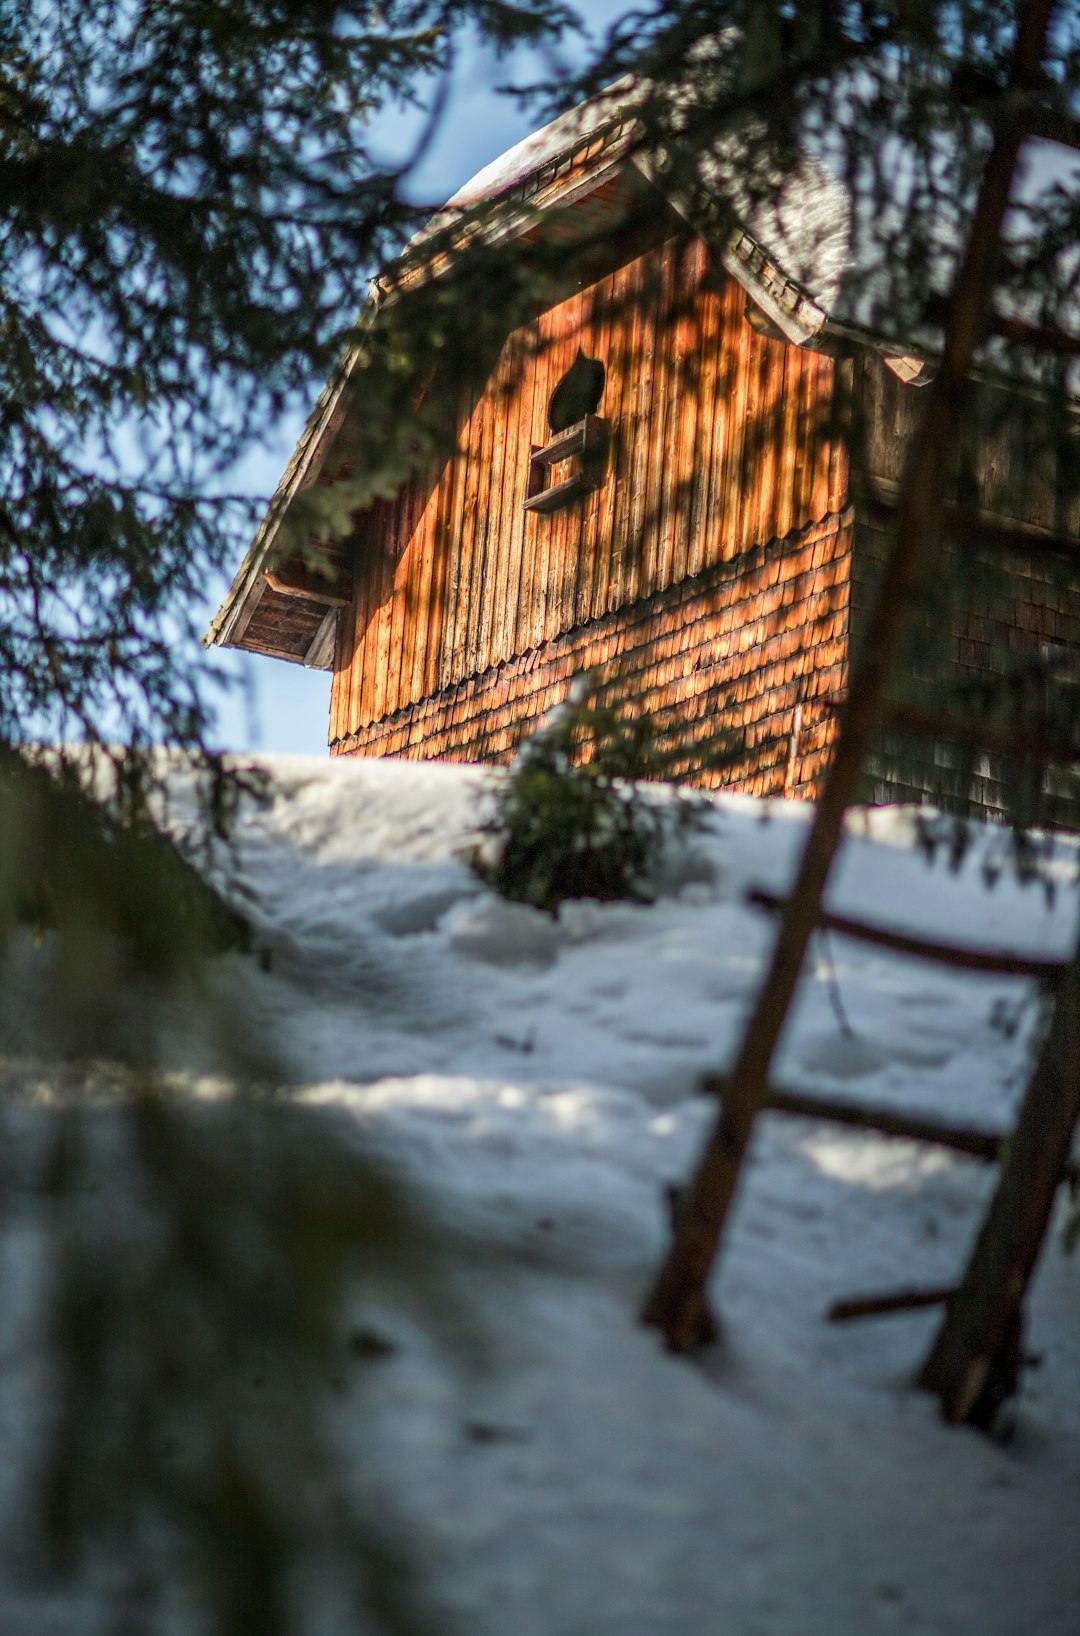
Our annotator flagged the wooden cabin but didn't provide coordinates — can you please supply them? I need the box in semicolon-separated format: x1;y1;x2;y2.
207;94;1080;826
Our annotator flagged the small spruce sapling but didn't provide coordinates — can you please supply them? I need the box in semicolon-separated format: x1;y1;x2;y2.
472;676;716;913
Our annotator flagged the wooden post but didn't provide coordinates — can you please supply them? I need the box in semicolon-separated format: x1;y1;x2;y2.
641;0;1056;1351
918;942;1080;1425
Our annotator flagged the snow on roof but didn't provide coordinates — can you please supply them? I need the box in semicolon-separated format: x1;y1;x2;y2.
658;130;852;341
433;54;856;338
444;82;632;210
431;82;853;349
441;89;1078;369
740;149;852;314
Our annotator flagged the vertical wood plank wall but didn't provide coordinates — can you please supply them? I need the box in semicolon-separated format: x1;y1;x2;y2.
851;350;1080;534
329;236;846;755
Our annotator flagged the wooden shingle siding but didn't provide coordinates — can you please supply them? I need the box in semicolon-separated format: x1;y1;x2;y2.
332;510;853;800
331;239;844;749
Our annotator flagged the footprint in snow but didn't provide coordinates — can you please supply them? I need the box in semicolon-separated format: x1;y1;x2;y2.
799;1031;888;1080
442;898;560;969
373;885;478;937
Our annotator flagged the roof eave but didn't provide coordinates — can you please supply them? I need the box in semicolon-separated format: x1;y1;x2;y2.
204;340;363;656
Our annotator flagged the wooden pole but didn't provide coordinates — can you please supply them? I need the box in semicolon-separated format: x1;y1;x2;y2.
642;0;1056;1351
918;940;1080;1424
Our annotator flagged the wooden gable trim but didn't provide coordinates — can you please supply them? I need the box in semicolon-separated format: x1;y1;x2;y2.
203;330;365;659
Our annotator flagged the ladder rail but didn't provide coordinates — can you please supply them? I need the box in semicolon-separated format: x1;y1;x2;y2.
642;0;1060;1356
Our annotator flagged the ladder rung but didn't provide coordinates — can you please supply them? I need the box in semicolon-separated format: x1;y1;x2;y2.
988;310;1080;356
863;483;1080;560
702;1076;1080;1187
827;1285;955;1322
884;702;1080;769
1022;105;1080;153
747;887;1067;979
924;291;1080;355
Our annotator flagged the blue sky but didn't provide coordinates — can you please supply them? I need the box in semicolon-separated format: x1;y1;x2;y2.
205;1;630;758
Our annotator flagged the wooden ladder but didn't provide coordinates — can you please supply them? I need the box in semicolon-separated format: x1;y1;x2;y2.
642;0;1080;1427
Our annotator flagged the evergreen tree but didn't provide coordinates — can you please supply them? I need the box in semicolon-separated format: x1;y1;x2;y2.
0;6;570;1633
3;0;1080;1623
0;0;569;782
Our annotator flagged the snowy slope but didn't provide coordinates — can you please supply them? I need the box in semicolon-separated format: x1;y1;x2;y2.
2;755;1079;1635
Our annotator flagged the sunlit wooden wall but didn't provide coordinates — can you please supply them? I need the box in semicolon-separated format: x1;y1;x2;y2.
329;234;848;755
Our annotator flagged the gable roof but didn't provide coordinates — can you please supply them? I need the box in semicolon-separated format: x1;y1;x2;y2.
202;92;919;670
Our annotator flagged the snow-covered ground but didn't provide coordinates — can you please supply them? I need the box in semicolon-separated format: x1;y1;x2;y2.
3;755;1079;1635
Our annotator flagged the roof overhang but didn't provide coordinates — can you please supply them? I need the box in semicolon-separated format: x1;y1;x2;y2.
206;88;944;668
203;340;363;670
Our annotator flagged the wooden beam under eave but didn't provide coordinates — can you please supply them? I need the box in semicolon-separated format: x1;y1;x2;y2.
264;567;352;606
243;638;320;665
304;608;338;671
